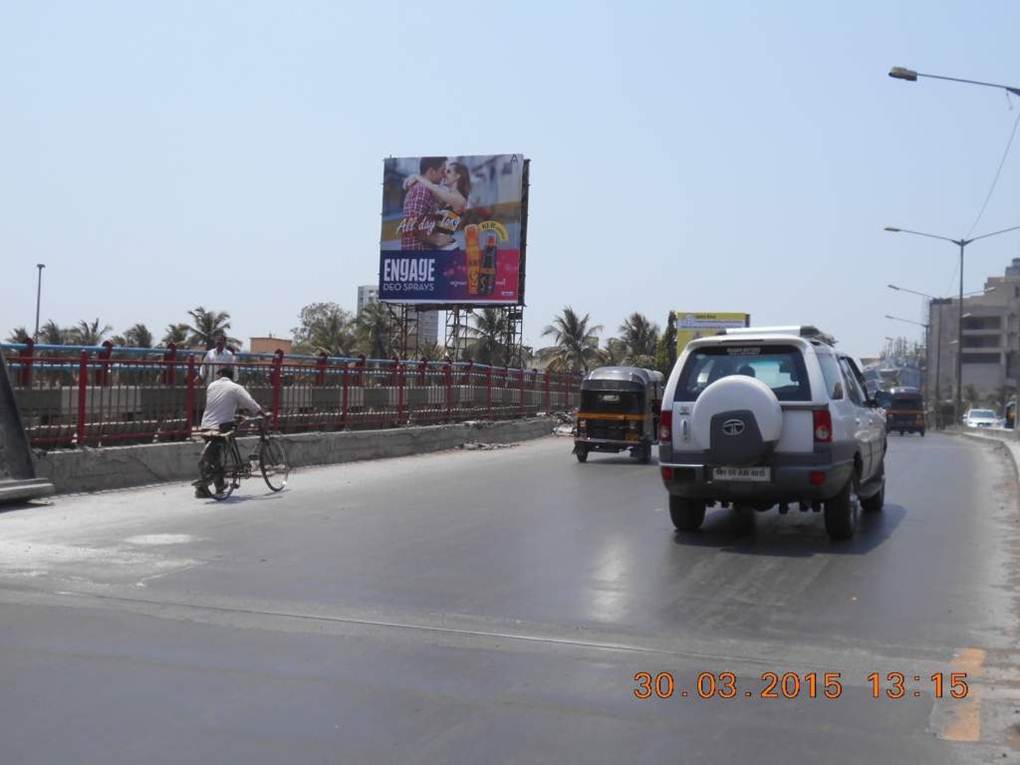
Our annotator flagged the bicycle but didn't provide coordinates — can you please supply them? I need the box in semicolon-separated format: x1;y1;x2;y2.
197;415;290;500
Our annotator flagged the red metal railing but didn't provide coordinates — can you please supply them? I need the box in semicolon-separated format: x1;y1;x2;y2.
3;347;582;449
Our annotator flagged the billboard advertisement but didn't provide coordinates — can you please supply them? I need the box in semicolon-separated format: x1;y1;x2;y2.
379;154;527;305
675;312;751;355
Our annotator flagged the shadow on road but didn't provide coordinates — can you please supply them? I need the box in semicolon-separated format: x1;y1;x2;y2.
671;503;906;557
198;492;287;505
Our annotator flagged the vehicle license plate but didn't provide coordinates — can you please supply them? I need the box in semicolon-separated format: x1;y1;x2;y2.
713;466;771;482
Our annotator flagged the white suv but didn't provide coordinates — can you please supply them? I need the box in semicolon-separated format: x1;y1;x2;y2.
658;326;886;540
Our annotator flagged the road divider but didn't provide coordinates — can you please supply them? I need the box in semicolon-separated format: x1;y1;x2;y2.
33;417;557;495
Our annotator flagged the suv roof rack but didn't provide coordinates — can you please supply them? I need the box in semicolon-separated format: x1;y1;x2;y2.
716;325;837;346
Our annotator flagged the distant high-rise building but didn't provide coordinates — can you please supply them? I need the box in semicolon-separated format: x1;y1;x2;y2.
357;284;439;350
417;310;439;347
357;285;379;315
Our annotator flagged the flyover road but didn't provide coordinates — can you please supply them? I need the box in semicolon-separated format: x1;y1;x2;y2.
0;434;1018;764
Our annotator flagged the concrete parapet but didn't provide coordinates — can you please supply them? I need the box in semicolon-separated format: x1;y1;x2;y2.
32;417;557;494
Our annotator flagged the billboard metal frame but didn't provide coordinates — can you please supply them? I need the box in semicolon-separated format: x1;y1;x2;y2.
379;156;530;363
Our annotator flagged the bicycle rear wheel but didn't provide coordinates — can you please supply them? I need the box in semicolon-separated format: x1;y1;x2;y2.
260;436;290;492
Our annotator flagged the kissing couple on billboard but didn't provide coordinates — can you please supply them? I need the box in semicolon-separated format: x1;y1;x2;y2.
399;156;472;251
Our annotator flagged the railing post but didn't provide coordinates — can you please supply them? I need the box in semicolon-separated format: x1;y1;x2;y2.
76;350;89;446
355;354;366;386
340;363;348;428
316;351;328;386
271;349;284;430
18;338;34;386
444;361;452;421
397;361;406;424
518;367;525;418
162;343;177;385
185;355;196;437
95;340;113;386
486;366;493;419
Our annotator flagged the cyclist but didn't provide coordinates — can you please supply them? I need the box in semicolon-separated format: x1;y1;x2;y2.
193;367;265;498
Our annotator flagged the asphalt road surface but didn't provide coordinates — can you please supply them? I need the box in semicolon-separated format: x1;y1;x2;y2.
1;433;1018;764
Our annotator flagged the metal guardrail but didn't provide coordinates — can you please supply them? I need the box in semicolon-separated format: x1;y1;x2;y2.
1;342;581;449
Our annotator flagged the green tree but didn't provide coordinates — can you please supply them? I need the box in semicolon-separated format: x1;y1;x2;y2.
161;323;190;347
356;302;395;358
655;311;677;375
541;307;602;373
68;318;112;346
124;323;154;348
963;384;980;410
619;312;660;360
292;302;356;356
465;308;509;365
186;307;236;350
987;384;1016;413
6;327;31;343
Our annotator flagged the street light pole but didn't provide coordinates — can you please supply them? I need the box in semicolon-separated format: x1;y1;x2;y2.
34;263;45;341
888;67;1020;97
884;225;1020;424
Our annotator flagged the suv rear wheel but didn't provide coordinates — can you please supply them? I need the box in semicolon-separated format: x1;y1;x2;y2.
669;496;706;531
823;479;858;540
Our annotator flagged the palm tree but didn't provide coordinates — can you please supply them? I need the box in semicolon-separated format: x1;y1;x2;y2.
39;320;69;345
6;327;31;343
356;302;395;358
68;318;112;346
416;342;443;361
599;337;629;366
162;323;190;347
186;307;234;350
124;323;154;348
619;312;659;360
465;308;509;365
541;307;603;372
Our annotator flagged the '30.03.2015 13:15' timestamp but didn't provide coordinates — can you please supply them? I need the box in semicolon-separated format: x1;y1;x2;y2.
632;672;970;701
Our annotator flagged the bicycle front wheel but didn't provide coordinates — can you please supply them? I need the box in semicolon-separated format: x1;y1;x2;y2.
260;437;290;492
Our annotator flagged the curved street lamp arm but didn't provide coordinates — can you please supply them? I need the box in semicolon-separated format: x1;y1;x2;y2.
968;223;1020;244
884;227;960;245
914;71;1020;98
885;314;930;329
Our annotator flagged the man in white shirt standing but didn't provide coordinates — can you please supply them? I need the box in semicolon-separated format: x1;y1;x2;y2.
193;367;265;498
200;333;235;384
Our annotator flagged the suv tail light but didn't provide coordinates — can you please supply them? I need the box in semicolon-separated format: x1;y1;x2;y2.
659;410;672;443
813;408;832;443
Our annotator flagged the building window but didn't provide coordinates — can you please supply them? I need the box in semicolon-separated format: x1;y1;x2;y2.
961;353;1001;365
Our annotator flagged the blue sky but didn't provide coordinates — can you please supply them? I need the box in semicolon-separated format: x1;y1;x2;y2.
3;1;1019;359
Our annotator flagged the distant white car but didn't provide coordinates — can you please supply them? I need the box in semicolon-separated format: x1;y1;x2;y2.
963;409;1001;429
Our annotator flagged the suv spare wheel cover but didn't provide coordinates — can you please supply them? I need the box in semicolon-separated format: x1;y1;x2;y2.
691;376;783;447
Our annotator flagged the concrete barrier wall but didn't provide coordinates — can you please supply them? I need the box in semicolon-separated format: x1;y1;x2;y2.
33;417;558;494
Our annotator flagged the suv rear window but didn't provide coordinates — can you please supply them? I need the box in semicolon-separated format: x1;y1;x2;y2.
674;344;811;402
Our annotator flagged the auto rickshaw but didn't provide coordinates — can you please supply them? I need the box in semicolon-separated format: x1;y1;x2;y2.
573;366;664;464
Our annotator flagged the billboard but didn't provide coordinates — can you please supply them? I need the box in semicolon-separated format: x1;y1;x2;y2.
675;312;751;355
379;154;527;305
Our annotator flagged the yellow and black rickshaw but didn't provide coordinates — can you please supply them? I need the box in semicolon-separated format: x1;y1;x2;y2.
574;366;664;463
883;386;926;436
